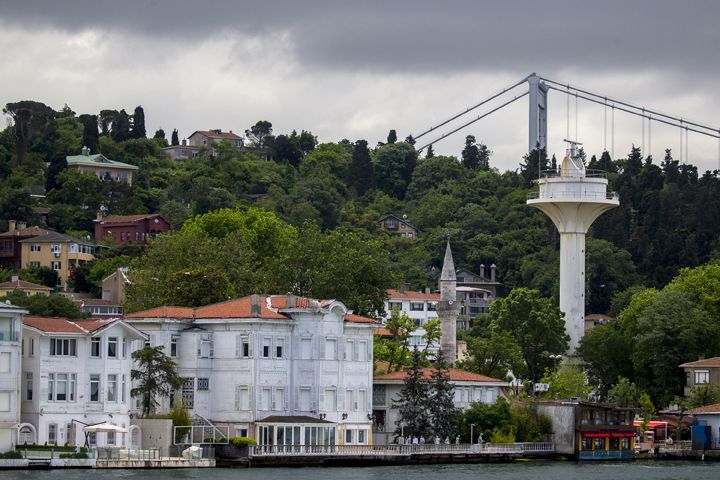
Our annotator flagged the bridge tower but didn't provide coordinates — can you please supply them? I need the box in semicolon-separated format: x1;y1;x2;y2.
526;141;619;353
528;73;549;152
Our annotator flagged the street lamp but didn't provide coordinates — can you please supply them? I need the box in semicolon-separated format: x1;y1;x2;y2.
471;424;475;444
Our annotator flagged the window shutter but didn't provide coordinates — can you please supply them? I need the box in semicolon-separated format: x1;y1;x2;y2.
248;333;254;357
235;336;241;357
319;337;325;358
319;391;325;411
235;386;240;410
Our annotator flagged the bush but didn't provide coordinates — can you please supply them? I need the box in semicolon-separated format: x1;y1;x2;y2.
229;437;256;447
489;429;516;443
0;450;23;459
59;452;88;459
16;443;76;452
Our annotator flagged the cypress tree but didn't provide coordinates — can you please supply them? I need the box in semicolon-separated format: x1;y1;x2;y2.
426;144;434;158
348;139;374;197
111;109;130;142
387;129;397;144
428;353;457;440
171;129;180;146
131;105;146;139
462;135;481;169
154;128;166;140
79;114;99;153
392;348;430;439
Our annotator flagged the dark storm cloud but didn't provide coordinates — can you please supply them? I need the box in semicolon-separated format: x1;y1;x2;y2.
2;0;718;74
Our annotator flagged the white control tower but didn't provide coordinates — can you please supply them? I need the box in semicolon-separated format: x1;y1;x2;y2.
526;141;619;353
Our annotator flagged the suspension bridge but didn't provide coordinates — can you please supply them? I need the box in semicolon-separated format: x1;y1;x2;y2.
413;73;720;171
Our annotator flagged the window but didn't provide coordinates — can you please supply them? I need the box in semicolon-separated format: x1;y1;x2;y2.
237;335;250;358
107;431;116;445
345;340;354;361
29;261;40;268
107;337;118;357
262;338;271;358
345;429;353;444
107;374;117;402
274;388;284;410
47;373;76;402
235;386;250;411
51;261;61;271
25;372;32;401
181;378;194;409
324;388;336;411
358;429;366;444
50;244;61;254
197;378;209;391
88;432;97;446
0;352;9;372
171;336;178;357
345;390;354;411
299;387;311;411
199;336;213;358
358;390;367;412
373;385;386;406
261;387;271;410
325;338;337;360
30;244;41;252
30;338;34;356
50;338;76;356
120;232;125;241
122;338;127;358
90;374;100;402
122;374;127;402
695;370;710;384
90;338;100;357
410;302;424;311
358;341;367;362
275;338;284;358
388;302;402;311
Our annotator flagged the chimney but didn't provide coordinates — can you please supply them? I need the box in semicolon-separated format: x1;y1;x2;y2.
17;221;27;230
490;264;497;282
96;210;104;222
425;287;431;294
480;263;486;279
250;294;261;316
286;294;297;308
400;282;409;293
698;354;706;361
8;220;16;232
11;275;19;284
81;145;90;156
182;139;187;146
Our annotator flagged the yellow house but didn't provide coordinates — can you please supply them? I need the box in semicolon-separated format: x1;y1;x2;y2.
19;232;96;291
0;276;52;296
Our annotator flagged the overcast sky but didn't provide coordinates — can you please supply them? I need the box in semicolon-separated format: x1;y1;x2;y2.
1;0;719;173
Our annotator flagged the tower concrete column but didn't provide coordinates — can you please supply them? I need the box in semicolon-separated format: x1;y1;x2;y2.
437;240;459;362
527;147;619;353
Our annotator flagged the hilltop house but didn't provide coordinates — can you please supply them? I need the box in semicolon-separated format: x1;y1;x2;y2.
454;264;500;330
19;316;146;447
94;213;172;245
377;215;418;240
66;147;139;185
0;222;54;269
371;367;508;444
0;276;52;297
0;301;25;451
19;232;96;291
680;357;720;396
124;294;379;447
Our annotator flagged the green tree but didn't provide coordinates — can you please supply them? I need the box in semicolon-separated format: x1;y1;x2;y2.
459;330;523;380
79;114;99;153
246;120;273;148
607;377;643;407
348;140;373;196
3;100;57;166
428;353;457;439
154;128;166;140
131;346;183;416
3;291;88;319
457;397;512;443
685;385;720;409
540;363;592;400
163;265;234;307
374;308;415;373
392;348;430;439
490;288;568;382
111;109;131;142
425;144;434;158
372;142;417;199
131;106;146;138
579;323;635;397
387;129;397;144
171;129;179;146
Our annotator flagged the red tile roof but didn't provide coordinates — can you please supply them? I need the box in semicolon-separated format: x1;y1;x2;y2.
375;328;393;337
124;306;195;319
73;319;115;332
374;367;504;383
23;316;87;334
77;298;121;307
0;226;53;238
680;357;720;368
0;279;51;291
688;402;720;414
386;289;440;301
344;313;380;324
195;296;288;319
99;214;163;224
194;130;243;140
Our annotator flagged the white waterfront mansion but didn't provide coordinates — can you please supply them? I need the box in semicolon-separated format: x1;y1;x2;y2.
20;316;147;447
125;294;379;447
0;301;24;451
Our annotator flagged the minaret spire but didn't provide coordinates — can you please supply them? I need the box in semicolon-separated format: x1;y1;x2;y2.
438;238;459;362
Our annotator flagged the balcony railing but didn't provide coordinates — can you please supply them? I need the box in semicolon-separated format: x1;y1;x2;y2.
249;442;554;456
527;191;619;201
539;169;609;179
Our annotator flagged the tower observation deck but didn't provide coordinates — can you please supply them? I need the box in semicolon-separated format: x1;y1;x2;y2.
526;141;619;353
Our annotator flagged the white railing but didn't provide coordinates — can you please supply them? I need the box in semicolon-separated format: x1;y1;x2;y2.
527;191;619;201
249;442;554;456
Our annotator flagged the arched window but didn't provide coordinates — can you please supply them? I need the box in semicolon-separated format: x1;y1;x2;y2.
18;424;35;445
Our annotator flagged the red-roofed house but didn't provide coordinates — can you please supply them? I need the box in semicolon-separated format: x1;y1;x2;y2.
20;316;147;447
680;357;720;396
0;222;54;269
384;288;440;354
0;276;52;297
94;213;171;245
371;367;508;443
124;294;379;447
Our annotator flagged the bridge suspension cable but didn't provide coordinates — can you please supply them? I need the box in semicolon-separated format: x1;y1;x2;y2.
415;92;529;152
413;75;529;141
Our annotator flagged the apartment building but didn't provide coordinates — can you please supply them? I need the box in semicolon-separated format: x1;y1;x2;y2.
0;301;25;451
19;232;96;291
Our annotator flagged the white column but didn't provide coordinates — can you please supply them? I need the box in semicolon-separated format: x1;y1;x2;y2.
559;232;586;353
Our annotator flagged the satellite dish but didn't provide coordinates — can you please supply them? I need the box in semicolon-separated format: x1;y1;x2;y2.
448;300;453;305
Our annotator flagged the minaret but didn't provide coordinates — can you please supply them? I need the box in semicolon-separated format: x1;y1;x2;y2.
437;239;459;362
526;141;619;353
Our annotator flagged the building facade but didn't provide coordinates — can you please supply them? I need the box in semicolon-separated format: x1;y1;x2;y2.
377;215;418;240
94;213;172;245
455;264;500;330
0;277;52;297
19;232;96;291
383;289;439;353
371;368;508;444
0;301;25;451
19;316;146;447
66;147;139;185
680;357;720;396
124;295;379;447
102;268;130;305
0;223;53;269
537;400;636;460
